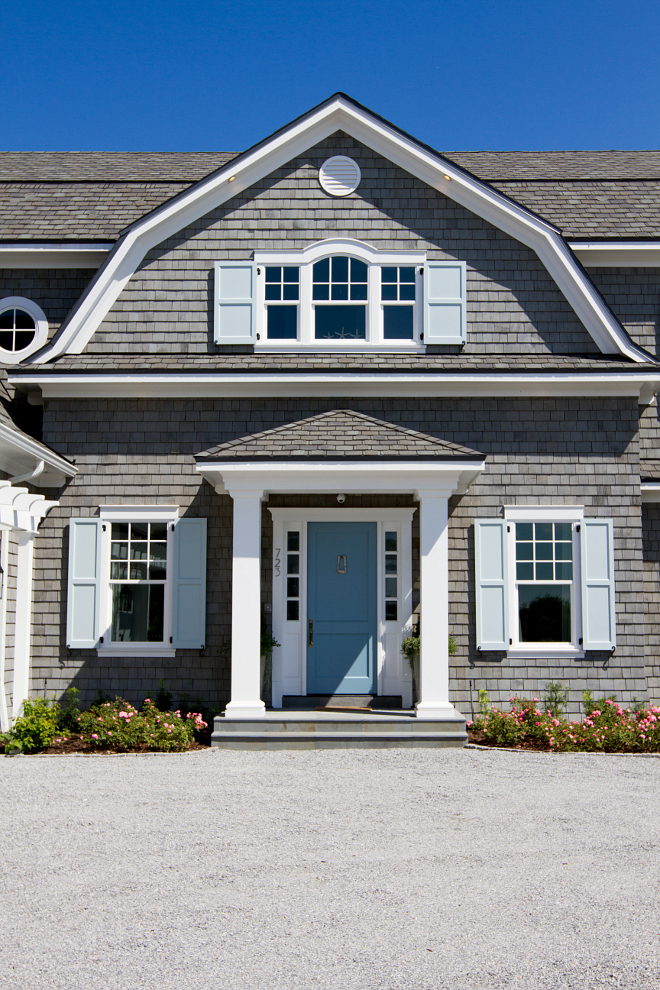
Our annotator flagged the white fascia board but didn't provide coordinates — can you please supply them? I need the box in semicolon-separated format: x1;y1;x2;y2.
196;459;486;498
0;423;76;486
641;482;660;503
570;242;660;268
25;97;647;364
99;504;179;521
11;370;660;403
504;504;584;521
0;243;113;269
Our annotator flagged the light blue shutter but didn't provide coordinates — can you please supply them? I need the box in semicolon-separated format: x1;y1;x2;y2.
423;261;466;344
172;518;207;649
214;261;257;344
580;519;616;650
474;519;509;650
66;519;102;649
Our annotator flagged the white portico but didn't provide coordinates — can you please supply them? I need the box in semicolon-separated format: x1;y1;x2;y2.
195;410;484;725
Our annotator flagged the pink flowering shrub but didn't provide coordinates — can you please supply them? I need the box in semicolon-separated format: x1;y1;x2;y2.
77;698;207;752
468;695;660;753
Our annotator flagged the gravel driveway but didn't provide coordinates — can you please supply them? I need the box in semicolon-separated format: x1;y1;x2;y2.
1;748;659;990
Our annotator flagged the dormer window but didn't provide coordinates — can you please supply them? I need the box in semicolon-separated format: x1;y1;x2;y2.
0;296;49;363
213;239;466;350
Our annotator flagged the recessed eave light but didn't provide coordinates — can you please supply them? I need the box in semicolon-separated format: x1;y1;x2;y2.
228;175;236;182
443;174;451;181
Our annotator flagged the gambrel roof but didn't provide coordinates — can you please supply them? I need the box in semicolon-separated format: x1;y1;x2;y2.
6;94;649;365
196;409;482;461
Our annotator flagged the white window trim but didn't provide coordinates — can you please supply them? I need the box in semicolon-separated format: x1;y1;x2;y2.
269;507;415;707
504;505;585;659
97;505;180;657
0;297;48;365
254;239;426;352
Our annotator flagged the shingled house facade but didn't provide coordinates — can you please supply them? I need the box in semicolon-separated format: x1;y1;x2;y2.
2;94;660;740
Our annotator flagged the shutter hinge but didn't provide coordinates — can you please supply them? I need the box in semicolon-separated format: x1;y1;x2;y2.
507;525;510;533
419;267;424;274
509;638;512;646
576;524;580;532
579;638;583;645
256;333;260;340
102;524;107;532
257;267;261;275
170;523;175;531
99;636;104;644
420;333;424;342
170;636;173;644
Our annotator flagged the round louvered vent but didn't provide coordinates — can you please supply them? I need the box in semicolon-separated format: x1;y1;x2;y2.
319;156;361;197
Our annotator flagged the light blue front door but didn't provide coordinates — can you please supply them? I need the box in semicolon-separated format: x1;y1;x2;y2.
307;521;377;695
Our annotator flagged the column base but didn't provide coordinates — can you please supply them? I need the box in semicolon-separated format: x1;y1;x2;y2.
224;700;266;719
415;701;464;721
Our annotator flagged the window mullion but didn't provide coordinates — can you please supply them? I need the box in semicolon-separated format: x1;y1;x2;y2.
368;263;379;343
300;263;312;344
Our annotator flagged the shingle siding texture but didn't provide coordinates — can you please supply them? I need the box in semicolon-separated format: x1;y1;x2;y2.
0;269;93;343
33;395;650;713
89;134;598;359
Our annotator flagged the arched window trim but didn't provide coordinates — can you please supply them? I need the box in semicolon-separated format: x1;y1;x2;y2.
254;239;426;351
0;297;48;363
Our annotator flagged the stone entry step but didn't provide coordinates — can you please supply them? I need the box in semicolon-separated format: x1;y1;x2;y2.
282;695;403;710
212;710;467;750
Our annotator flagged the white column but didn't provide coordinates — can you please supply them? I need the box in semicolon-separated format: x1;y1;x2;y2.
225;490;266;718
415;491;458;719
0;529;9;732
12;532;35;719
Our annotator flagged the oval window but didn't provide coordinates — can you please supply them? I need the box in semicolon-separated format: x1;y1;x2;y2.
0;308;37;353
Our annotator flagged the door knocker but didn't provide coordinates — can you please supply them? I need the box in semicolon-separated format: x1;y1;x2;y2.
337;555;347;574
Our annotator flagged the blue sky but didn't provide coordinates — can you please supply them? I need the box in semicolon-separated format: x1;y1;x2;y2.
2;0;660;152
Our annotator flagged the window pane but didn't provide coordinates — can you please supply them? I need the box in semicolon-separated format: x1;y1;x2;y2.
287;554;299;574
382;267;397;283
265;267;281;283
132;522;149;540
313;258;329;282
150;523;167;540
267;306;297;339
516;542;533;560
287;577;299;598
385;554;397;574
516;523;533;541
130;542;148;561
536;523;553;541
15;331;35;350
385;601;398;621
555;542;572;561
536;542;553;561
555;562;573;580
332;256;348;283
0;310;13;330
399;284;415;301
287;600;299;621
381;285;397;301
535;562;553;580
350;283;367;300
112;522;129;540
14;310;35;330
111;542;128;560
519;584;571;642
282;267;299;283
383;307;414;340
110;562;128;580
265;284;281;301
312;284;329;300
555;523;572;541
111;584;164;642
282;283;299;300
129;562;147;580
331;283;349;300
149;562;167;580
315;305;366;339
385;577;397;597
399;267;415;283
516;562;533;580
287;531;299;551
351;259;367;282
0;332;13;350
150;542;166;561
385;531;397;551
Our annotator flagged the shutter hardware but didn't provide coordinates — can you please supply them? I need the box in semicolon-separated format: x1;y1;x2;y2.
99;636;103;644
509;638;512;646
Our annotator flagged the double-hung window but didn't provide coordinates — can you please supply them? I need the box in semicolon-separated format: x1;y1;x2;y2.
66;508;207;656
214;240;467;349
474;507;616;656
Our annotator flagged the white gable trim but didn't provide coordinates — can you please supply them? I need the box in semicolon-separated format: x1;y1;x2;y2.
27;95;648;364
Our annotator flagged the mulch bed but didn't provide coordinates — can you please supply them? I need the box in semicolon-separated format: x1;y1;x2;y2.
2;738;210;756
467;729;549;751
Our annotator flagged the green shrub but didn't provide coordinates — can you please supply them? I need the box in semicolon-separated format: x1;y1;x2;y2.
78;697;206;752
56;687;81;732
11;697;59;753
542;681;569;717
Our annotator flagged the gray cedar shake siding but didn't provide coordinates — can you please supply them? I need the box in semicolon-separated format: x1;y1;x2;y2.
4;129;659;716
33;395;651;717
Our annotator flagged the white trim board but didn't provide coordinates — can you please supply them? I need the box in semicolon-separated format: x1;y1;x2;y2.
570;242;660;268
0;423;76;488
24;95;648;364
641;483;660;503
12;370;660;403
0;244;113;269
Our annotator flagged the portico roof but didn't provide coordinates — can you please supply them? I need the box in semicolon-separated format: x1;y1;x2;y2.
195;409;483;462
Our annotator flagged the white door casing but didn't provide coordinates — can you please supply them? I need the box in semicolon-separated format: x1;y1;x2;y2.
269;508;415;708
